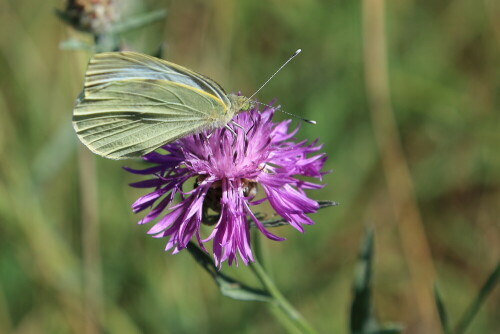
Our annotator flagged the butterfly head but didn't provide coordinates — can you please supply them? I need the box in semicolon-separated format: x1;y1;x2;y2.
228;94;256;115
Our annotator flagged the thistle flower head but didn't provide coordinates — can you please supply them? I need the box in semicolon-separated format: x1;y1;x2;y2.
59;0;119;34
127;104;328;267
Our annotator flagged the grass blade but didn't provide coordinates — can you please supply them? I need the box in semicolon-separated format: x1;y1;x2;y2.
433;284;451;334
453;260;500;334
350;227;375;334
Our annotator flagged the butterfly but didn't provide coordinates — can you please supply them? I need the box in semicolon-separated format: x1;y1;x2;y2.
73;51;255;160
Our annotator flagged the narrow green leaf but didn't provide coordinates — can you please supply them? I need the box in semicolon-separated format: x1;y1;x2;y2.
350;227;375;334
59;38;94;51
433;284;451;334
186;242;271;302
254;217;289;228
109;9;167;35
217;279;271;302
453;260;500;334
252;200;339;228
317;200;340;208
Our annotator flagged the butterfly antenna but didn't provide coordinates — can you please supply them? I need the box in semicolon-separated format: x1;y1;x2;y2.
246;49;302;102
255;102;316;125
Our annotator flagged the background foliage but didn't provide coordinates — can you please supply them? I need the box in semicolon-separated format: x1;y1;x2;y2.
0;0;498;333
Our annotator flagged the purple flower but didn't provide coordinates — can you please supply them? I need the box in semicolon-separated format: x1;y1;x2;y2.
126;104;328;267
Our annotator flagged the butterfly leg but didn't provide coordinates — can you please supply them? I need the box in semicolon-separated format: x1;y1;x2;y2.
230;120;246;133
224;124;238;142
206;129;216;139
230;121;249;153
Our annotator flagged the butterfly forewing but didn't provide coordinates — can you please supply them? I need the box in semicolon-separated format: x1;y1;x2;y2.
73;52;232;159
85;52;230;106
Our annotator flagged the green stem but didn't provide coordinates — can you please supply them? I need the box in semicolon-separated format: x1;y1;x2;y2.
268;304;304;334
250;260;318;334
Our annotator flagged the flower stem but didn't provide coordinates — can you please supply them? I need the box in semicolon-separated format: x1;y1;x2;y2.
250;260;317;334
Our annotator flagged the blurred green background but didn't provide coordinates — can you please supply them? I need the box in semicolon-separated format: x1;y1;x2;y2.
0;0;499;333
